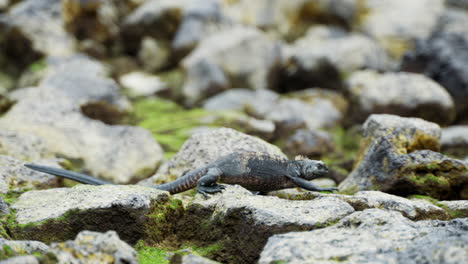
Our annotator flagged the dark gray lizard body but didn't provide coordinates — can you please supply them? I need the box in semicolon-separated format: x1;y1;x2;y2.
25;151;337;196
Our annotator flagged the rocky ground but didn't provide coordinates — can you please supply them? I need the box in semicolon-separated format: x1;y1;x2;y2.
0;0;467;263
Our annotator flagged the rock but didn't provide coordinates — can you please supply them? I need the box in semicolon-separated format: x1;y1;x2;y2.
200;111;276;141
0;255;39;264
0;197;8;216
341;191;448;220
177;185;354;264
259;209;468;264
122;0;187;52
170;253;220;264
0;0;75;76
283;129;334;158
400;33;468;119
202;89;279;112
119;71;169;97
282;26;391;90
446;0;468;9
345;71;455;125
171;0;233;54
0;238;49;255
61;0;134;56
439;200;468;218
0;155;61;194
248;97;342;134
0;231;137;264
286;88;349;114
221;0;357;40
0;56;163;184
441;126;468;156
182;26;282;104
279;190;449;221
47;231;137;264
138;37;172;72
435;8;468;41
0;130;55;161
141;127;284;185
356;0;444;58
10;185;183;244
339;114;467;199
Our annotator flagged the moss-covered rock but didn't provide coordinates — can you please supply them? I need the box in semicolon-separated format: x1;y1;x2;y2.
339;114;467;199
8;185;184;245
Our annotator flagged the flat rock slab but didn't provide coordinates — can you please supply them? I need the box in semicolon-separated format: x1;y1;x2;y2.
10;185;183;244
259;209;468;264
177;185;354;263
292;190;449;221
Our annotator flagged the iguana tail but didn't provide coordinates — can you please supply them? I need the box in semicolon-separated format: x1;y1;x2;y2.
24;164;114;185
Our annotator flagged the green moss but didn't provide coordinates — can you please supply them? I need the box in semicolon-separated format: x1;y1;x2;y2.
188;243;224;256
135;241;170;264
144;198;185;244
0;245;15;260
28;59;47;73
132;98;207;159
407;173;450;187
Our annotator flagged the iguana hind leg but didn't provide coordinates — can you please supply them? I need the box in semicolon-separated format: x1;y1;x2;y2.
196;167;225;197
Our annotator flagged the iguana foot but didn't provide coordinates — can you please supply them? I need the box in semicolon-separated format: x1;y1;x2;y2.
197;184;225;198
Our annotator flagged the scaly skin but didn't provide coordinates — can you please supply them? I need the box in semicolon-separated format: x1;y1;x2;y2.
25;152;337;196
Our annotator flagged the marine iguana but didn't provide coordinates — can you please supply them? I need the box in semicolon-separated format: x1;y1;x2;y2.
24;151;337;196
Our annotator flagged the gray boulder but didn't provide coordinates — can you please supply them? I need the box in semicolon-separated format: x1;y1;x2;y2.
0;56;163;184
345;71;455;125
446;0;468;9
400;32;468;119
221;0;357;40
283;129;334;158
10;185;183;244
0;231;137;264
357;0;444;58
339;115;467;199
47;231;137;264
0;0;75;76
202;89;277;112
259;209;468;264
141;127;284;185
182;26;282;104
0;155;60;194
177;185;354;264
283;26;391;90
441;126;468;156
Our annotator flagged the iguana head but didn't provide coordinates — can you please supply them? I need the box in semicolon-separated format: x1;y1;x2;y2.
295;157;329;180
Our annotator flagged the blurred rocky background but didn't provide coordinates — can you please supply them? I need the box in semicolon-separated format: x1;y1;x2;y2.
0;0;467;263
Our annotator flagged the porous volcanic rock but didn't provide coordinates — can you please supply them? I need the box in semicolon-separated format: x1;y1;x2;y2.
0;56;163;184
259;209;468;264
339;114;467;199
177;185;354;264
10;185;183;244
182;26;282;105
345;71;455;125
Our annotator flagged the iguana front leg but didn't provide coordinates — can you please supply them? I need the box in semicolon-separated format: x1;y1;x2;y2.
196;167;225;197
286;175;338;192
